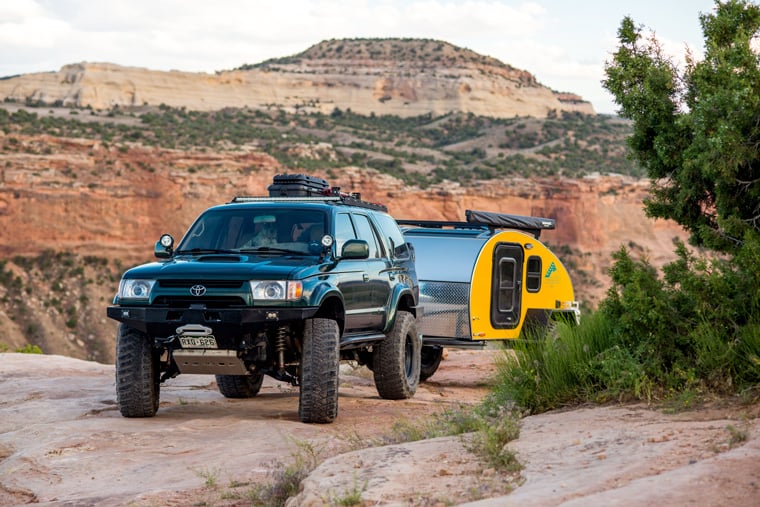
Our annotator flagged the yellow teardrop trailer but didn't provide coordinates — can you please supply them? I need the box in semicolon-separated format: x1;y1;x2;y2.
398;210;580;380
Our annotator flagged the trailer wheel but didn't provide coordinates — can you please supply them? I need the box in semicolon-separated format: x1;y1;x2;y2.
299;317;340;423
373;311;420;399
215;372;264;398
419;345;444;382
115;324;160;417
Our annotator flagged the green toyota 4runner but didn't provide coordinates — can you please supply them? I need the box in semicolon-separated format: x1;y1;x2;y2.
106;175;421;423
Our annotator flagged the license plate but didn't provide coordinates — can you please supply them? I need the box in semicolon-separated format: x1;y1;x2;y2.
178;336;218;349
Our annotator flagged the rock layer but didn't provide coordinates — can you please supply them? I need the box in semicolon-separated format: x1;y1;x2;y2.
0;39;594;117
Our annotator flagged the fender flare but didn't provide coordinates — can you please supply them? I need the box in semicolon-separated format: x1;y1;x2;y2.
309;282;345;324
383;285;416;334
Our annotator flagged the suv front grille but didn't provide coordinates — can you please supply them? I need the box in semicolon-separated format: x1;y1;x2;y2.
158;280;246;289
152;296;247;308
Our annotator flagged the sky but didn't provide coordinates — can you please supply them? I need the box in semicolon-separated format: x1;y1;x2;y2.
0;0;720;115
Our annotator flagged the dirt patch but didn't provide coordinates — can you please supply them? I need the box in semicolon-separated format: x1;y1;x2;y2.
0;350;758;506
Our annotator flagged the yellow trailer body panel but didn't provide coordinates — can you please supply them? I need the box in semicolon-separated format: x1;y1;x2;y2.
468;230;577;340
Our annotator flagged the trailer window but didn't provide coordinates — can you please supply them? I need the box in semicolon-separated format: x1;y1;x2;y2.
497;258;516;312
526;256;542;292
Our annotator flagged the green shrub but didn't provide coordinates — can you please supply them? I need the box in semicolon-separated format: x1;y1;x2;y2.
492;235;760;414
16;344;43;354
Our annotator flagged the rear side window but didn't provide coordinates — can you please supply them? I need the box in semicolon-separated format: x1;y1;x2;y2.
352;214;382;258
374;213;410;259
334;213;356;253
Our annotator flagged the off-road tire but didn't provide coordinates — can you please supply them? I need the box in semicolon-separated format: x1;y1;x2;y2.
115;323;160;417
373;311;420;399
419;345;444;382
215;372;264;398
299;318;340;423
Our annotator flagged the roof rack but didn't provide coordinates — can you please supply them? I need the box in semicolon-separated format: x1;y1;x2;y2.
229;174;388;212
398;209;556;239
229;194;388;212
396;219;489;230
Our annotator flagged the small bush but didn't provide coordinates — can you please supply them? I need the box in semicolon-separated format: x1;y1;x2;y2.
16;344;43;354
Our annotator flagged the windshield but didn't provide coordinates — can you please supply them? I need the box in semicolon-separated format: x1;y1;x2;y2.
176;207;328;255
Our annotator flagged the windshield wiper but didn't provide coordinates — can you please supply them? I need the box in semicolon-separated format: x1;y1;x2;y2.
175;248;239;255
238;246;307;255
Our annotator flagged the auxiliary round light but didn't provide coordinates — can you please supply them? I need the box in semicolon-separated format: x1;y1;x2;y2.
160;234;174;248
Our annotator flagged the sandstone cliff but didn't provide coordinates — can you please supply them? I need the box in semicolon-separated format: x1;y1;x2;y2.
0;39;594;118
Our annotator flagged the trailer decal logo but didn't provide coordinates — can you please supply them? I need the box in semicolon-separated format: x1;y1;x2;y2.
545;262;557;278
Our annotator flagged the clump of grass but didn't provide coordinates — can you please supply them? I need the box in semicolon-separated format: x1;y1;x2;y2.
330;473;368;506
248;440;322;507
192;466;221;488
463;406;522;472
726;424;749;448
381;406;481;445
382;403;522;473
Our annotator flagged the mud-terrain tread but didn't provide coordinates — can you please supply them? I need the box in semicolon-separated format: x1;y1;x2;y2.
115;324;159;417
299;318;340;423
215;373;264;398
419;345;444;382
373;311;420;399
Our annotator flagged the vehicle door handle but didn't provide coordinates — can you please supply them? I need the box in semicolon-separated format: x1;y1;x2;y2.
363;274;369;282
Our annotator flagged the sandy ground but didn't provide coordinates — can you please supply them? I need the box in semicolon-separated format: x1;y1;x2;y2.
0;350;758;506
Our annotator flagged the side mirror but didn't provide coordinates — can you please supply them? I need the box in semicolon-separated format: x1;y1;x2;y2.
154;234;174;258
341;239;369;259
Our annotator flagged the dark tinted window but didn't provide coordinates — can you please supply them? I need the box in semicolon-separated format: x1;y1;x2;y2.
497;258;517;312
335;213;356;253
352;214;382;258
375;213;410;259
526;256;542;292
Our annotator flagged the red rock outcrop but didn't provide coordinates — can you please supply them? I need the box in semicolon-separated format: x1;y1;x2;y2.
0;134;686;310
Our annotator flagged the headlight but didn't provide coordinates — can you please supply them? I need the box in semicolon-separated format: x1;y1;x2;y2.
118;279;156;300
250;281;303;301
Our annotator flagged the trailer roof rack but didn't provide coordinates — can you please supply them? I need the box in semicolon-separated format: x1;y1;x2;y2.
398;209;556;239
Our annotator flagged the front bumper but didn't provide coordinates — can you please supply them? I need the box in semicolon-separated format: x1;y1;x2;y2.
106;305;320;339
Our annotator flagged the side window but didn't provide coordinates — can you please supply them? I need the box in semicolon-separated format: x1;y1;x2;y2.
335;213;357;254
352;214;382;258
526;256;542;292
497;258;517;312
375;213;410;259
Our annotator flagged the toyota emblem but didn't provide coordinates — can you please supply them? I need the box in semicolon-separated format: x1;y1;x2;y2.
190;284;207;296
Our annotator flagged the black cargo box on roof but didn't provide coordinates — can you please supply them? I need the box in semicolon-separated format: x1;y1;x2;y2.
268;173;330;197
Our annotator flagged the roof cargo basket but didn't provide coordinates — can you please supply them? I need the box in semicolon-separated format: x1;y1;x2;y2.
232;173;389;212
268;173;330;197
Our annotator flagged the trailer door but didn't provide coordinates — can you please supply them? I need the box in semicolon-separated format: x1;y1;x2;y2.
491;243;523;329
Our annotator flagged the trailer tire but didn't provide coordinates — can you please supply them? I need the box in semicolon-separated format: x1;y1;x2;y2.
215;372;264;398
373;311;420;399
299;318;340;423
115;324;160;417
419;345;444;382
